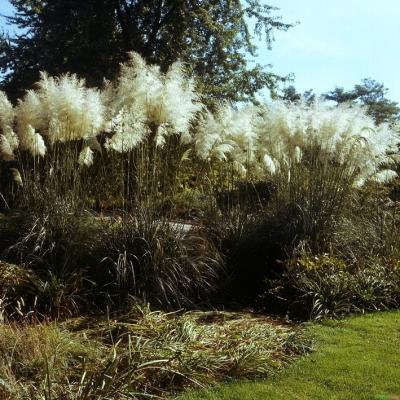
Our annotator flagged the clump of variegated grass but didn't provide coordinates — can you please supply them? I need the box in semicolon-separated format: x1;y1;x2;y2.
87;306;311;384
0;306;311;400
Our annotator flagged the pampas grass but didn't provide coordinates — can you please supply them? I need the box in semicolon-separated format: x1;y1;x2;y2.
0;92;18;161
0;55;396;213
104;52;202;153
16;73;104;146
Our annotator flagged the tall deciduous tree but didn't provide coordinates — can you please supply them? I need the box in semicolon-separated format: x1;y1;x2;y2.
0;0;294;102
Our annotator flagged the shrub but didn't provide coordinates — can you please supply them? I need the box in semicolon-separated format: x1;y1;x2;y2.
264;252;400;320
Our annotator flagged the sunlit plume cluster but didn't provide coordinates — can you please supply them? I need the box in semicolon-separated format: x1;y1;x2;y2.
256;101;399;185
0;73;105;164
0;52;398;186
14;73;104;161
0;92;19;161
194;100;399;185
194;106;259;174
104;52;202;152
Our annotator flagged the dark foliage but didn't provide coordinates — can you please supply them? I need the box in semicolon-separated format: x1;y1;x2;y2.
1;0;294;102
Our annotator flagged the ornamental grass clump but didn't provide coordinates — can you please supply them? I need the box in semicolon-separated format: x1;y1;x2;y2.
253;101;399;257
92;211;223;309
203;101;399;304
0;210;100;319
0;74;106;210
100;53;204;206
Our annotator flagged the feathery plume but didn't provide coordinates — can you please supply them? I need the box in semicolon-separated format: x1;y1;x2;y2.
263;154;277;175
106;53;201;152
16;73;105;144
0;135;15;161
19;125;46;157
372;169;398;183
0;91;15;129
78;146;94;167
10;168;23;186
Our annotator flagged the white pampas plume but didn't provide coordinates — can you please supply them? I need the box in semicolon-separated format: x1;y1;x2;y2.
194;110;236;161
263;154;277;175
163;61;202;133
104;107;149;152
16;73;105;145
0;92;19;159
19;125;46;157
155;124;168;147
10;168;23;186
5;128;19;152
372;169;398;183
78;146;94;167
0;135;15;161
294;146;302;163
16;90;44;140
0;91;15;130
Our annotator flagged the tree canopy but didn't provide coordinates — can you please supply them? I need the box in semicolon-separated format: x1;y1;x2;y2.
0;0;294;103
279;85;315;104
277;80;399;126
323;79;400;125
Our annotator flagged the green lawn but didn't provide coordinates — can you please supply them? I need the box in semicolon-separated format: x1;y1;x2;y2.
176;311;400;400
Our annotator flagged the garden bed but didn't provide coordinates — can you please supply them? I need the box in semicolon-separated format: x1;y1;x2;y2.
0;308;310;399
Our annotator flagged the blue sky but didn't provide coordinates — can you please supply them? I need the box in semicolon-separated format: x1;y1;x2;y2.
259;0;400;102
1;0;399;102
0;0;17;34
